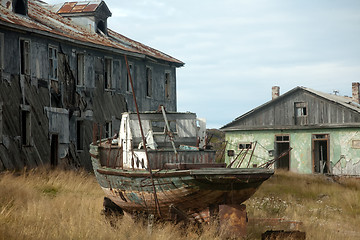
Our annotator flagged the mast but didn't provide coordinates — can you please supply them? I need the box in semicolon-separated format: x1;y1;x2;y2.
124;55;162;218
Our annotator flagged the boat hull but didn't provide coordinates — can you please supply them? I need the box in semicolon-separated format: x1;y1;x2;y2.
91;144;273;219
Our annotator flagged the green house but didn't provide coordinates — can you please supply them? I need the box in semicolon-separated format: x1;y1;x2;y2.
221;84;360;176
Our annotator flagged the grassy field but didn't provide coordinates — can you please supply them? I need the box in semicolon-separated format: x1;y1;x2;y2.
0;169;359;240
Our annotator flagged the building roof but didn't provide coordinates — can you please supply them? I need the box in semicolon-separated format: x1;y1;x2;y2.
0;0;184;66
221;86;360;130
57;2;101;14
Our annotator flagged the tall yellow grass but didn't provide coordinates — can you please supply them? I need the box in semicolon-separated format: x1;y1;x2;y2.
0;168;359;239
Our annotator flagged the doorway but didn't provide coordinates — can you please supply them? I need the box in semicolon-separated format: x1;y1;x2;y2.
50;134;59;167
312;134;329;174
275;135;290;170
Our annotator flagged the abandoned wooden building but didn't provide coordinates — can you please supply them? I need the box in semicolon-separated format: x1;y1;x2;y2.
0;0;184;170
221;83;360;176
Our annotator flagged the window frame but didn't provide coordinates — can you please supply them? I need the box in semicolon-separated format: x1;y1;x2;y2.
126;63;133;93
76;53;85;86
20;105;31;146
104;57;113;90
19;38;31;75
164;71;171;99
146;66;152;97
48;45;58;80
238;142;253;150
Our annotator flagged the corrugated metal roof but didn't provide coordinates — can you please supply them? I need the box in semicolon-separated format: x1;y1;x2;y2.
0;0;184;66
58;2;100;14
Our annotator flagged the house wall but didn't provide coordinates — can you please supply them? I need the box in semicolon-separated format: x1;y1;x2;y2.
224;128;360;175
0;24;178;170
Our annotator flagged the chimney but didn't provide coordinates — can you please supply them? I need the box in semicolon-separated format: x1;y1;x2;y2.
352;82;360;104
272;86;280;100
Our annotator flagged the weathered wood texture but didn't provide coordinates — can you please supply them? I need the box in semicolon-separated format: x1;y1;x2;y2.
224;88;360;130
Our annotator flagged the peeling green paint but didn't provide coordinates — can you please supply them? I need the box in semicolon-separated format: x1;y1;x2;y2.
224;127;360;175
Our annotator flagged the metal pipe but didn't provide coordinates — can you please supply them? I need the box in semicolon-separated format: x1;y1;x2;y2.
124;55;162;218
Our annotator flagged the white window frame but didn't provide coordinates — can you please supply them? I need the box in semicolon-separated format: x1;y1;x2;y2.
48;45;58;80
19;38;31;75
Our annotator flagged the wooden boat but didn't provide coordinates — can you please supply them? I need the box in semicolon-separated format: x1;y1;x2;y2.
90;109;274;220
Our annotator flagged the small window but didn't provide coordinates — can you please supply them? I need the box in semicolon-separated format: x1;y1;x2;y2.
104;58;112;89
276;135;290;142
126;64;133;92
76;120;83;151
146;67;152;97
77;53;84;86
97;20;106;34
20;39;30;75
165;72;170;99
0;33;4;70
227;150;234;156
48;46;58;80
295;102;307;116
239;143;252;150
13;0;27;15
21;109;31;146
105;121;112;138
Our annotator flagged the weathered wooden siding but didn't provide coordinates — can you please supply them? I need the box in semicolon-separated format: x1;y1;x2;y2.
230;90;360;129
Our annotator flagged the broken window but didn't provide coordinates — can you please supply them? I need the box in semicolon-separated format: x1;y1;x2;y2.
104;58;112;89
227;150;235;156
21;108;31;146
76;120;83;151
165;72;170;99
13;0;27;15
238;143;252;150
294;102;308;125
0;33;4;70
48;46;58;80
20;39;30;75
146;67;152;97
105;121;112;138
126;64;133;92
77;53;84;86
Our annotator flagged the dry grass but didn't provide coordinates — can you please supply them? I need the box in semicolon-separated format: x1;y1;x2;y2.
0;168;359;239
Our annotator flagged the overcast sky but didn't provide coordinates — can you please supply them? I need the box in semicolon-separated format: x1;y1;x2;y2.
46;0;360;128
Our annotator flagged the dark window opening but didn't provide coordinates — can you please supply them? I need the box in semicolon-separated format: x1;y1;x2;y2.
165;72;170;99
97;20;106;34
76;121;83;151
50;134;59;167
126;64;133;92
104;58;112;89
276;135;290;142
48;46;58;79
13;0;27;15
239;143;252;150
146;67;152;97
227;150;235;157
21;110;31;145
105;122;112;138
20;39;30;75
